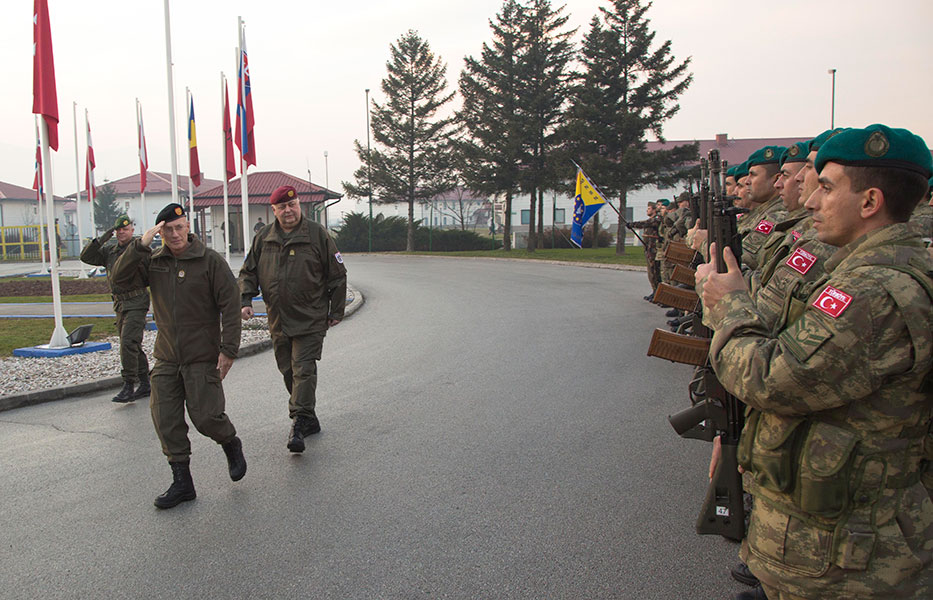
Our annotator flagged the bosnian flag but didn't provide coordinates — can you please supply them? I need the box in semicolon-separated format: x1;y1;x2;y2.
138;101;148;193
85;115;96;201
223;81;236;180
188;96;201;187
570;168;607;248
32;0;59;151
235;25;256;168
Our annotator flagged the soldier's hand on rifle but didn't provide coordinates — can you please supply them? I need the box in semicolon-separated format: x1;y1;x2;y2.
141;221;164;247
695;243;746;310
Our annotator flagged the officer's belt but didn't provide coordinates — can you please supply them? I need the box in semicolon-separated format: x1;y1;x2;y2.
112;288;147;302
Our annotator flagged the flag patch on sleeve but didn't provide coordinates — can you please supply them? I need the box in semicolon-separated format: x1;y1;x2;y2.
755;220;775;235
812;285;852;318
785;248;817;275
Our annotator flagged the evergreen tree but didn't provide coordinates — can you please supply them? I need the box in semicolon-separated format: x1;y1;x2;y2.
564;0;697;254
457;0;527;251
93;183;121;234
344;31;455;251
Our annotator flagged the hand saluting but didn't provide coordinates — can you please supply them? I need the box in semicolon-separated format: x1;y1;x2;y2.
141;221;165;247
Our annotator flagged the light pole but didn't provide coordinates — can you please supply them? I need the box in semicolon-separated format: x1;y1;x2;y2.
828;68;837;128
365;88;373;252
323;150;329;230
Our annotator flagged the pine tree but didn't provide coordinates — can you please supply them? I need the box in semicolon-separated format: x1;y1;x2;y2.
564;0;697;254
93;183;121;233
344;31;455;251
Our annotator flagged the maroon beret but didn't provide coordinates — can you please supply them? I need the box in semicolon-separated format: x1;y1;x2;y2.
270;185;298;205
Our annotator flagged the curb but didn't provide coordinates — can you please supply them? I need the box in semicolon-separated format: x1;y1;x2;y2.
0;284;364;413
351;252;648;272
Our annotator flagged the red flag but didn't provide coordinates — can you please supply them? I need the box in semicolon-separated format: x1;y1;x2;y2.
85;114;96;202
223;81;236;181
235;26;256;168
32;0;58;151
32;120;43;198
138;102;148;193
187;96;201;187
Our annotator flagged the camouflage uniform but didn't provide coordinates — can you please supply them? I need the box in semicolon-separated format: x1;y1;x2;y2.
705;223;933;599
911;201;933;245
659;207;683;284
740;195;789;272
631;214;661;292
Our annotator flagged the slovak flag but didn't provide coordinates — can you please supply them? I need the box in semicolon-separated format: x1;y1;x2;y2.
223;81;236;181
137;101;148;193
235;25;256;168
188;96;201;187
85;114;96;201
32;0;59;151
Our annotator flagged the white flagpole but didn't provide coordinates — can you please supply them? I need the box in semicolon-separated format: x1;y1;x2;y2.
186;87;195;223
163;0;179;206
85;109;96;237
137;98;147;230
39;117;69;348
72;103;86;277
221;71;230;263
238;17;251;255
34;117;47;272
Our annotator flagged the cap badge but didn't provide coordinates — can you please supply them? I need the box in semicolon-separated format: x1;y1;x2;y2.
788;145;799;157
178;270;186;279
288;190;295;198
764;148;774;159
174;207;183;216
865;131;889;158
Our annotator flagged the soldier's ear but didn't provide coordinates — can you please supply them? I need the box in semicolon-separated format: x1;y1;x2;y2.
859;187;885;220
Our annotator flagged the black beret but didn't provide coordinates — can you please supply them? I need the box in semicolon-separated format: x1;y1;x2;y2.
156;203;186;225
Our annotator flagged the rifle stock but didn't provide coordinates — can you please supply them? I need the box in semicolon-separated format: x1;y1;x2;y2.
695;441;745;541
668;399;725;441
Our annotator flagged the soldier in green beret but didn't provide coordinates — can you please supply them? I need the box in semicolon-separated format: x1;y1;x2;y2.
697;124;933;600
631;201;662;299
80;214;151;403
738;146;789;270
733;161;751;210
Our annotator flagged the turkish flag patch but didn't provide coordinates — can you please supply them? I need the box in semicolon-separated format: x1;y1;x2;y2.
785;248;817;275
755;220;775;234
812;285;852;318
791;230;802;241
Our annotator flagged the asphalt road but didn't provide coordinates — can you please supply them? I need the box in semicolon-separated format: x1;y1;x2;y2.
0;255;746;599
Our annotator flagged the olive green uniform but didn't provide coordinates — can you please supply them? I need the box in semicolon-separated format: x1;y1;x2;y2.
238;218;347;420
80;235;150;383
739;195;789;272
705;223;933;599
113;235;241;462
630;215;661;291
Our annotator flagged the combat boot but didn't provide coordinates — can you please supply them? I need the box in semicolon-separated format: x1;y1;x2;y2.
287;416;310;453
221;436;247;481
299;413;321;436
112;379;136;403
133;373;151;399
154;461;196;509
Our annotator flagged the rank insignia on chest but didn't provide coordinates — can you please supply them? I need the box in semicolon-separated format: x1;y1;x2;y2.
812;285;852;318
335;252;343;264
177;270;185;279
785;248;817;275
755;220;775;235
289;249;295;256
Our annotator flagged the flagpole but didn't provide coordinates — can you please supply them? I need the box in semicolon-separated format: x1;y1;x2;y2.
163;0;179;206
238;17;251;256
137;98;147;230
34;117;47;272
39;117;69;348
221;72;231;263
186;87;195;224
86;109;97;236
70;103;86;278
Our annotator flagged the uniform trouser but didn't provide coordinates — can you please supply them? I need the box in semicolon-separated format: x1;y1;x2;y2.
645;251;660;291
272;331;325;419
660;259;675;285
116;308;149;382
150;360;236;463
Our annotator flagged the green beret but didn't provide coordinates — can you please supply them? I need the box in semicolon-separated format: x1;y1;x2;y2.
808;128;846;153
658;199;671;207
113;214;131;229
725;165;737;178
815;124;933;178
747;146;787;168
733;161;749;179
779;142;809;167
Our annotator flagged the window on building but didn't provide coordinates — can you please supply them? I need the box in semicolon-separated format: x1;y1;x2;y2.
554;208;565;224
520;209;530;225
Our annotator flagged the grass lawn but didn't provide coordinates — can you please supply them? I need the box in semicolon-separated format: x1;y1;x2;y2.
400;246;647;267
0;294;112;303
0;317;117;356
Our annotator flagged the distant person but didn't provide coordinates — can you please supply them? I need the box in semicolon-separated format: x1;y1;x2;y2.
239;186;347;453
253;217;265;233
112;203;246;509
80;215;151;403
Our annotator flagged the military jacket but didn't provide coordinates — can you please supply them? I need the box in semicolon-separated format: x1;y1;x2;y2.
630;216;660;254
80;236;150;312
911;201;933;245
740;196;789;271
112;236;241;364
238;217;348;338
706;223;933;597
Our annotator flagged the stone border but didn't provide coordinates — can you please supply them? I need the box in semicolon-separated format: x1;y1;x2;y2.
0;285;363;413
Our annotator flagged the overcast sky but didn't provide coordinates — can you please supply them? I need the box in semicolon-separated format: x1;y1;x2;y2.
3;0;931;214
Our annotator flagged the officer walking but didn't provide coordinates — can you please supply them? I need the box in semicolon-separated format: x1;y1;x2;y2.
113;203;247;509
238;185;348;454
696;125;933;599
80;214;151;403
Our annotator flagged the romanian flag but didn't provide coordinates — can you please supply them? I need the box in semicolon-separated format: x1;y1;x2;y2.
188;96;201;187
235;25;256;168
570;168;607;248
32;0;58;151
223;81;236;180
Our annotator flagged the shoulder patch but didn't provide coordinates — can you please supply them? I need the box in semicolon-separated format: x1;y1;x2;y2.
779;313;835;363
755;220;775;235
785;248;818;275
812;285;852;318
791;230;802;241
334;251;343;264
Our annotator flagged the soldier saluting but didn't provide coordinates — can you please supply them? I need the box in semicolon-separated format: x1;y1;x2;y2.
80;214;151;403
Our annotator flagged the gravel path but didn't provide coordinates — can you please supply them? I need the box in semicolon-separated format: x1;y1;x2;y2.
0;318;271;396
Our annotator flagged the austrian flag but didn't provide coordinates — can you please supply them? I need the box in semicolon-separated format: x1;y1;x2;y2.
812;285;852;318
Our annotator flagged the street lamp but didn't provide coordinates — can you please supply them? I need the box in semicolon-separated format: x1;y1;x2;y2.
828;68;837;128
323;150;329;229
365;88;373;252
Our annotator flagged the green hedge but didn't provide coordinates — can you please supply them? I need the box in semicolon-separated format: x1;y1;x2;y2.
335;212;501;252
